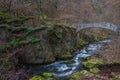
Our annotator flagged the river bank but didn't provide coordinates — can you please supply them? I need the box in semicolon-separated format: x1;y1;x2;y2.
29;39;114;80
73;36;120;80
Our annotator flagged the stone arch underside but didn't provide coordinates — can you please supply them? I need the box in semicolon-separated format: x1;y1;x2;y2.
74;22;120;34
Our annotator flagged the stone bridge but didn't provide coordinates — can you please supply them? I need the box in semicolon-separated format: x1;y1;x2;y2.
74;22;120;34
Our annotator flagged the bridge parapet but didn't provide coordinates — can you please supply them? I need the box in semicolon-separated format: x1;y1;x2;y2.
74;22;119;34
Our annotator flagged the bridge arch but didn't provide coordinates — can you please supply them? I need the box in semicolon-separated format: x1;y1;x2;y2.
74;22;120;34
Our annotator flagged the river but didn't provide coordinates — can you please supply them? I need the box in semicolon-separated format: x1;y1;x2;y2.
29;39;112;79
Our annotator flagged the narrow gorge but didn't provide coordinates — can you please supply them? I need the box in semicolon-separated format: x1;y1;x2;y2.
0;18;119;80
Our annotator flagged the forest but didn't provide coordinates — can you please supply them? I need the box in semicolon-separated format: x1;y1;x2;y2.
0;0;120;80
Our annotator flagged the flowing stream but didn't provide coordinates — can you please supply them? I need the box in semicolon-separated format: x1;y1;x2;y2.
29;39;112;79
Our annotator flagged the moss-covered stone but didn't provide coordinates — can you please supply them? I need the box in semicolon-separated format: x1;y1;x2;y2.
29;76;44;80
60;60;75;64
78;38;87;47
57;54;73;60
82;58;105;69
0;15;77;64
89;68;100;74
42;72;57;80
69;70;93;80
43;73;54;78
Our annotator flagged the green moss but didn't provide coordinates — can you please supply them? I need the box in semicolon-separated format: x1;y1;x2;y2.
89;68;100;74
10;39;19;47
47;25;55;31
113;75;120;80
45;54;56;63
54;31;62;39
0;36;42;52
79;28;116;43
12;26;28;33
78;38;87;47
58;54;73;60
29;37;41;44
26;26;46;35
60;60;75;64
69;72;81;80
69;70;93;80
36;43;43;50
6;17;21;23
42;72;54;78
18;16;34;21
0;13;11;20
0;13;33;22
69;68;99;80
0;39;20;52
47;25;62;39
29;76;44;80
0;25;12;31
6;16;33;23
0;25;28;33
94;35;99;42
38;73;57;80
82;58;105;69
0;14;34;27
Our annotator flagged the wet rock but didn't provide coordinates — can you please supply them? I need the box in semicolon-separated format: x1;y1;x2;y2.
69;70;93;80
82;58;105;69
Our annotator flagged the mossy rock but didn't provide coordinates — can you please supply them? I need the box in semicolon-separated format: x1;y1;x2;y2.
89;68;100;74
46;56;56;63
42;72;57;80
0;39;20;52
82;58;105;69
57;54;73;60
43;73;54;78
113;75;120;80
69;70;93;80
78;38;87;47
60;60;75;64
29;76;44;80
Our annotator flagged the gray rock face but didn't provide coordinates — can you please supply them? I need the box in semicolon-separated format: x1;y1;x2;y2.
0;22;119;64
